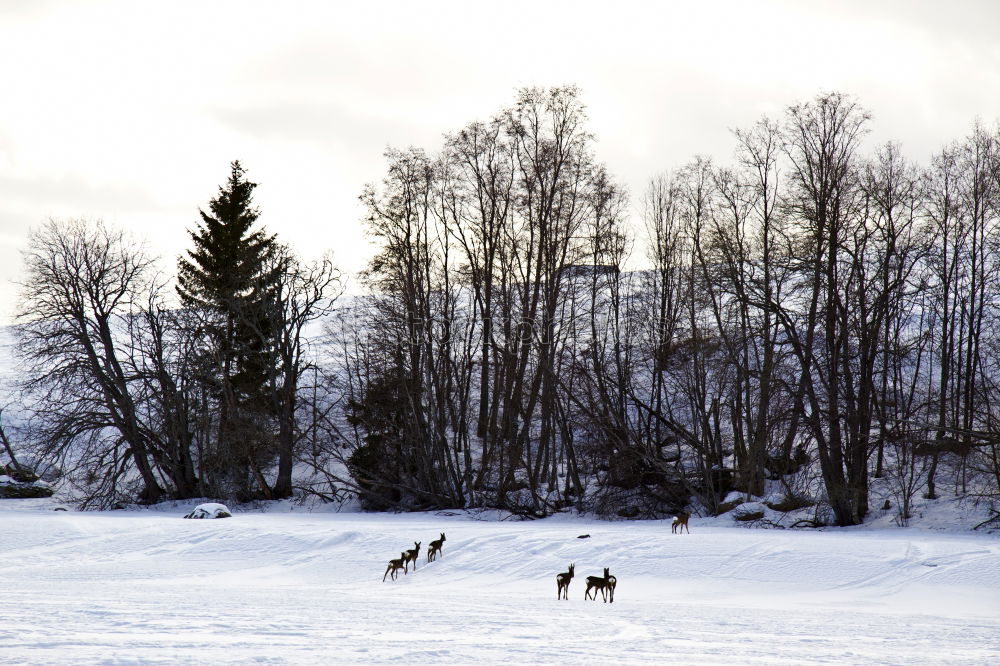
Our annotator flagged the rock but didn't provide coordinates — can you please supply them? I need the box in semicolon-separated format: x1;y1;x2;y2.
0;483;55;499
2;464;41;483
183;503;233;519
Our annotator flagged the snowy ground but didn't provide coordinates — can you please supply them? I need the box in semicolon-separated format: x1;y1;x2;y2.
1;501;999;665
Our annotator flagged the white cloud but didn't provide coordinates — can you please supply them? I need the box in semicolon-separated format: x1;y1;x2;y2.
1;0;998;322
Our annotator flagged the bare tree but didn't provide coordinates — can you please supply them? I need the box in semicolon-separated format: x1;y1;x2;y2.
17;219;164;506
780;92;872;525
234;246;343;499
0;408;25;474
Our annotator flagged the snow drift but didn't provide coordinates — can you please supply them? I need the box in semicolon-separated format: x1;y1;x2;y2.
0;502;998;664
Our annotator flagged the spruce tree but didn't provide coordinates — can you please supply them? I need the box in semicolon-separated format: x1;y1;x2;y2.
178;161;279;498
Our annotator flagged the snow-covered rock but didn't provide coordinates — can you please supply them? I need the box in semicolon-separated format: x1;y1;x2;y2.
183;502;232;519
0;476;54;498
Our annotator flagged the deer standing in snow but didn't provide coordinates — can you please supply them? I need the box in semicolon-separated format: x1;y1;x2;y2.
556;563;574;600
672;511;690;534
584;567;616;603
383;552;408;581
403;541;421;571
427;532;446;562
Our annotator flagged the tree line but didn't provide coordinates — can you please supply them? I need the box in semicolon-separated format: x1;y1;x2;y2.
13;163;339;506
7;87;1000;527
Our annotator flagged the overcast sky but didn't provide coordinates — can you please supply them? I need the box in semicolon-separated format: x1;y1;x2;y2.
1;0;998;323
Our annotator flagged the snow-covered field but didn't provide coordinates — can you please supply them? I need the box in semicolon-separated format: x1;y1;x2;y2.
1;501;999;665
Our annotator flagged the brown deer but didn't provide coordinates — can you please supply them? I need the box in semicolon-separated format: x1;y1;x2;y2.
555;563;574;600
672;511;690;534
427;532;446;562
403;541;421;572
383;552;408;581
584;567;616;603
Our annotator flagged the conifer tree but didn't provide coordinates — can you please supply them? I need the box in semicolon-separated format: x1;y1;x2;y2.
178;161;279;498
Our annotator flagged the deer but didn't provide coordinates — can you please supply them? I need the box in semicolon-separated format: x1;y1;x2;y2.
672;511;690;534
383;552;408;582
584;567;616;603
427;532;446;562
403;541;421;572
556;563;575;600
